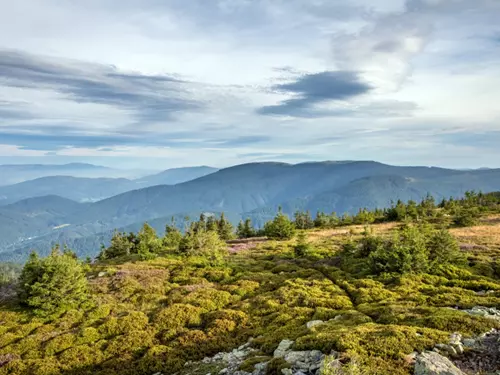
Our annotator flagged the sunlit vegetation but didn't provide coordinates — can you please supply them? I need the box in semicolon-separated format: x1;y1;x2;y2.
0;192;499;374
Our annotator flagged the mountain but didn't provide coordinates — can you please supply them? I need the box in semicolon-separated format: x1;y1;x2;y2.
1;161;500;262
0;166;219;205
0;196;85;252
0;176;140;205
0;163;153;186
135;166;218;186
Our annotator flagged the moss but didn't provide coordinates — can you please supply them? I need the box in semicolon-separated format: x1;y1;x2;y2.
58;345;105;369
77;327;101;345
265;358;290;375
239;356;271;372
154;303;205;331
44;333;75;356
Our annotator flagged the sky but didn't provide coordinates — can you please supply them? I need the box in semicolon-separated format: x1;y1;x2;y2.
0;0;499;169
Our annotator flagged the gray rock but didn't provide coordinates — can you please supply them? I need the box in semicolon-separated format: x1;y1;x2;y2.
274;340;295;358
253;362;268;375
449;333;462;346
462;338;475;348
284;351;309;364
219;369;228;375
414;351;466;375
281;369;293;375
306;320;325;329
97;271;107;277
435;344;458;357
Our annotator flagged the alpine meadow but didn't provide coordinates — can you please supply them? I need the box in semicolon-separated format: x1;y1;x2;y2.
1;0;500;374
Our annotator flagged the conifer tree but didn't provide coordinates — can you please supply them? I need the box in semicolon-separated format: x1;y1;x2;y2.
217;213;234;241
19;248;89;316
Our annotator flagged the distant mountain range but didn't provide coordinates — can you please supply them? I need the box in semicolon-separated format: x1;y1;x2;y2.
0;165;219;205
1;161;500;262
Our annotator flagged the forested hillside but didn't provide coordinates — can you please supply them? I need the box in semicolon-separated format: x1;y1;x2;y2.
1;192;499;375
2;162;500;262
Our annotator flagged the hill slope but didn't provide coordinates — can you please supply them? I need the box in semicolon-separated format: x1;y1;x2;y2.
1;218;499;375
1;161;500;261
135;166;219;186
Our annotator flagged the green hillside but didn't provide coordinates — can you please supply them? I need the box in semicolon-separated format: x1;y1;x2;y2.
1;193;500;374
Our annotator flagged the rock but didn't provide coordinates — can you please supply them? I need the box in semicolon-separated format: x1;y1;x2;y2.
306;320;325;329
284;351;309;364
462;338;476;348
414;351;466;375
281;369;293;375
219;369;228;375
253;362;267;375
405;352;418;365
453;343;464;355
449;333;462;346
435;344;458;357
274;340;294;358
97;271;107;277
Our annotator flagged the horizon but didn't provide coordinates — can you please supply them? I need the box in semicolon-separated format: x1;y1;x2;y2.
0;159;497;172
1;1;500;169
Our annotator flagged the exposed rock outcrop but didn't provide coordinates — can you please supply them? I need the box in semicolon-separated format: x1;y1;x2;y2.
414;352;465;375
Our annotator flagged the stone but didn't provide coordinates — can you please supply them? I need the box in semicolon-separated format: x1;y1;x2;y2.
453;343;464;355
284;351;309;364
462;338;476;348
306;320;325;329
253;362;267;375
219;369;228;375
97;271;107;277
435;344;458;357
414;351;466;375
281;369;293;375
449;333;462;346
274;340;294;358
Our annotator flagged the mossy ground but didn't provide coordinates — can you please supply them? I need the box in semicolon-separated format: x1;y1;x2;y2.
1;219;500;375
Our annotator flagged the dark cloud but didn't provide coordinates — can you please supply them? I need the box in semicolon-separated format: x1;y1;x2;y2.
257;71;371;118
0;49;202;122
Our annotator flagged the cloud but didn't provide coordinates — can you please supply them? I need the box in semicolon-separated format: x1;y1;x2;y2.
258;71;372;117
0;49;202;122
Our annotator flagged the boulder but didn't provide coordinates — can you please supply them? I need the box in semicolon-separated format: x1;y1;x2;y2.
414;351;466;375
462;338;476;348
274;340;294;358
306;320;325;329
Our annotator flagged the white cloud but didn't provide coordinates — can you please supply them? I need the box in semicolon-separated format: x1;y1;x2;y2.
0;0;499;168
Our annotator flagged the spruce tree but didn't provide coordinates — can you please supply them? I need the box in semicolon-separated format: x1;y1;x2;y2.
19;248;89;317
217;213;234;241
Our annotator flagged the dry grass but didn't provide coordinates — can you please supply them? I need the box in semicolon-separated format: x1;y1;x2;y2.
307;222;399;241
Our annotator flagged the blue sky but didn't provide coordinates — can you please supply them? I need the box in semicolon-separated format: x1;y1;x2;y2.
0;0;499;169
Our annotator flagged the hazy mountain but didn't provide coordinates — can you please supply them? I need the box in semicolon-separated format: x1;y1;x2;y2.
0;176;139;205
1;161;500;262
0;166;219;205
0;196;85;252
0;163;153;186
135;166;218;186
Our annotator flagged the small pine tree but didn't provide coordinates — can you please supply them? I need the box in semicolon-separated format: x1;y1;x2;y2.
264;208;296;240
99;231;134;260
163;218;182;250
237;218;256;238
136;223;161;259
294;232;310;257
18;248;89;317
217;213;234;241
178;229;227;265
